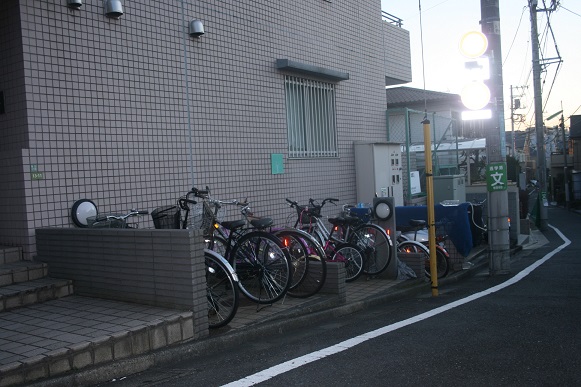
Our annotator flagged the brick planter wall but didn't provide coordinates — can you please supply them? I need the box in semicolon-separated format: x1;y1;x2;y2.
35;228;208;338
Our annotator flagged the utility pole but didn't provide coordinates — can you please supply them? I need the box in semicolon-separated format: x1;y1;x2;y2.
481;0;510;274
561;109;570;209
511;86;516;157
510;85;527;159
530;0;548;230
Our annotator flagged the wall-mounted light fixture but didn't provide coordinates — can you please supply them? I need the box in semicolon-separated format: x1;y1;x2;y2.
105;0;123;19
67;0;82;9
188;20;205;37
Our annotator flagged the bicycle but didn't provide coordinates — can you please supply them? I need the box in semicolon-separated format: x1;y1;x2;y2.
272;227;327;298
397;219;450;279
188;187;293;305
339;204;393;277
286;198;364;282
151;203;239;329
88;208;149;228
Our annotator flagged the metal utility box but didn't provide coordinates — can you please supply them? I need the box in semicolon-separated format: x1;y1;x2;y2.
433;175;466;204
354;142;404;207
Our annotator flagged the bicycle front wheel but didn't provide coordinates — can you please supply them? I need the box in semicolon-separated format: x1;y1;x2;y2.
331;243;364;282
424;245;450;279
205;250;239;329
274;228;327;298
349;224;392;276
397;240;430;278
231;231;292;304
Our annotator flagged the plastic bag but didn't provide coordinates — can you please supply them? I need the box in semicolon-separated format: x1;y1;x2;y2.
397;258;417;280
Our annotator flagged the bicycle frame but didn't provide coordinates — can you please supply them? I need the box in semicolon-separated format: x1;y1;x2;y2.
291;202;348;258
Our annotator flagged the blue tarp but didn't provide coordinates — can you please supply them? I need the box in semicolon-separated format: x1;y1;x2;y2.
395;203;473;257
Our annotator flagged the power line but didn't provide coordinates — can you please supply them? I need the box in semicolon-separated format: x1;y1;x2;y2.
560;5;581;18
502;6;527;66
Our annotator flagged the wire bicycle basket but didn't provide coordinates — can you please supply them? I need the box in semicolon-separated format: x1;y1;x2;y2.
190;201;226;236
151;205;180;229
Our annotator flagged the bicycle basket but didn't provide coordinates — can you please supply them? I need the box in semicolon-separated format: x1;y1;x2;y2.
296;204;320;224
151;205;181;229
191;201;224;236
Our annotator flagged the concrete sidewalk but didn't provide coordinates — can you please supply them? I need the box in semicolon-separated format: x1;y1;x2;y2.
0;238;536;387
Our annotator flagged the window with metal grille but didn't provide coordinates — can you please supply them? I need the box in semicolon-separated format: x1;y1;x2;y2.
284;76;338;158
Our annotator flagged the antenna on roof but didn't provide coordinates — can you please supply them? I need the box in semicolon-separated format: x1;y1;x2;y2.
418;0;428;119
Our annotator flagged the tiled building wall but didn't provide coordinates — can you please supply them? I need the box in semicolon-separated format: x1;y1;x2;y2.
382;22;412;84
0;0;29;253
1;0;399;258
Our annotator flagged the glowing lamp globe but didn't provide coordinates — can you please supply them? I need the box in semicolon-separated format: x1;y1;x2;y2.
459;31;488;58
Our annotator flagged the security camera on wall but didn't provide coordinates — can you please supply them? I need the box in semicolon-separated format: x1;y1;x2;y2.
105;0;124;19
67;0;82;8
189;20;205;37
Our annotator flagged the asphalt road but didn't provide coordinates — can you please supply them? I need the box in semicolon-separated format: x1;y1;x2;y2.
103;206;581;387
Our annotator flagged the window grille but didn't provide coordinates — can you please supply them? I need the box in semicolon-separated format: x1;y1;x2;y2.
284;76;338;158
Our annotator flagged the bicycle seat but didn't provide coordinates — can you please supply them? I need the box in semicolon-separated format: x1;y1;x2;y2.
409;219;426;228
221;219;246;231
328;216;359;227
250;217;273;230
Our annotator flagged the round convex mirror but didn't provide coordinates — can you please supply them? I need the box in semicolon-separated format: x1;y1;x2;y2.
373;199;393;221
71;199;98;227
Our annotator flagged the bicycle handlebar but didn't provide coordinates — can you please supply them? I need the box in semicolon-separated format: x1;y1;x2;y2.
104;209;149;221
191;186;210;198
309;198;339;208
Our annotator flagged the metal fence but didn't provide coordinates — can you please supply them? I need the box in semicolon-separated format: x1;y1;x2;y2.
387;108;463;204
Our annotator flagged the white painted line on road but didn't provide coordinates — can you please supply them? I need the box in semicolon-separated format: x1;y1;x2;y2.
223;225;570;387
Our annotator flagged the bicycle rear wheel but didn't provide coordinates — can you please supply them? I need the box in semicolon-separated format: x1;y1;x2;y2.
349;224;392;276
331;243;364;282
205;250;239;329
231;231;292;304
274;228;327;298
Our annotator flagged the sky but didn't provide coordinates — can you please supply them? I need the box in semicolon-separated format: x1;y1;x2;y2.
381;0;581;132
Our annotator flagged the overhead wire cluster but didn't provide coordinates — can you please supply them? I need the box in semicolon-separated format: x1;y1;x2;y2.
503;1;566;131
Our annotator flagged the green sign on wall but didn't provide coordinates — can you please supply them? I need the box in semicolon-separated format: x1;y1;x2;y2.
486;162;507;192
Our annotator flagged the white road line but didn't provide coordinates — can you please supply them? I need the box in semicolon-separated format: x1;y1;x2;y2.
223;225;570;387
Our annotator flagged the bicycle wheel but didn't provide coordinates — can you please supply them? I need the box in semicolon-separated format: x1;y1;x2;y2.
230;231;292;304
209;234;228;257
274;228;327;298
205;250;239;329
330;243;364;282
349;224;392;276
397;240;430;277
274;230;309;289
300;225;325;248
424;245;450;279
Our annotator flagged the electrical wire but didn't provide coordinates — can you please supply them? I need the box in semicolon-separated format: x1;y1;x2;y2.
503;6;527;66
559;4;581;18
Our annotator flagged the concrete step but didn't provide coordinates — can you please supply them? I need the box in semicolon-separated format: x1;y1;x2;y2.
0;296;195;386
0;261;49;287
0;277;74;312
0;246;23;265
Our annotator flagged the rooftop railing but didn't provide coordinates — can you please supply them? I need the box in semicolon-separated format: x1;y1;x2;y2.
382;11;403;27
